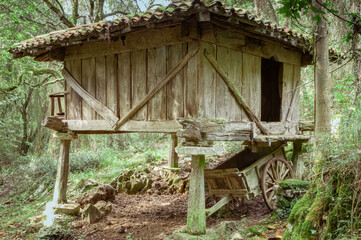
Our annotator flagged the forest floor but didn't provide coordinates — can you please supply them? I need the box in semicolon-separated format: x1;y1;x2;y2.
69;193;287;240
0;139;291;240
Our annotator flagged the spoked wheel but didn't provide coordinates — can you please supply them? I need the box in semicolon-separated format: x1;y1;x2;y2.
261;157;294;210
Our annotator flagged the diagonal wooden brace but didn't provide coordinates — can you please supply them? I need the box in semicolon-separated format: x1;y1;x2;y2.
62;69;119;126
204;50;271;135
113;45;200;131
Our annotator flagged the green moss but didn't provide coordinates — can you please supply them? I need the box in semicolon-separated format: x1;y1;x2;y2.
279;179;310;190
246;225;267;236
288;191;312;224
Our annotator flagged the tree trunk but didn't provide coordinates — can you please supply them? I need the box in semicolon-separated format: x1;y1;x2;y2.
95;0;105;22
254;0;279;25
351;0;361;104
313;0;331;135
72;0;79;25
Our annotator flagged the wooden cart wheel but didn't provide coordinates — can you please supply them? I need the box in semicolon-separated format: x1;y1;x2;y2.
261;157;294;210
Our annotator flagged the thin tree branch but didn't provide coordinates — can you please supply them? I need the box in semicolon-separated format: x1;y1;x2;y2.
42;0;74;28
314;0;361;28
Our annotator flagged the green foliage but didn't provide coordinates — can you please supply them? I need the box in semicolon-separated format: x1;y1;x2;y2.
70;151;101;173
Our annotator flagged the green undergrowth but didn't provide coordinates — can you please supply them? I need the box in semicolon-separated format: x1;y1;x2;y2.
0;133;170;239
284;110;361;240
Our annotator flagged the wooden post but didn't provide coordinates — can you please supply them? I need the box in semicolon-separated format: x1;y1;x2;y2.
187;154;206;235
168;134;179;168
291;140;304;179
53;132;78;204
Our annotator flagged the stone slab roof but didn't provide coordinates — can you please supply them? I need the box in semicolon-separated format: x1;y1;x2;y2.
9;0;310;59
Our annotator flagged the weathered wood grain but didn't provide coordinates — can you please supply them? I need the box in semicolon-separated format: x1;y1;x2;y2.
229;49;243;121
184;41;199;117
198;41;216;118
106;54;118;116
288;65;300;122
242;53;261;119
64;61;71;119
131;50;147;120
204;51;270;135
65;25;186;61
211;23;302;65
65;120;182;133
167;43;184;120
205;194;233;217
215;46;231;119
95;56;106;120
81;58;96;120
148;46;167;120
42;116;66;132
282;63;294;121
113;46;199;131
117;52;131;118
62;69;119;125
65;60;82;120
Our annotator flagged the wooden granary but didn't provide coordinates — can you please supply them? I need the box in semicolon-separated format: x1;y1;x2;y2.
10;0;312;236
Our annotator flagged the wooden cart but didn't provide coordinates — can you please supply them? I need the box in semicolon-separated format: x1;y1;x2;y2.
204;143;294;212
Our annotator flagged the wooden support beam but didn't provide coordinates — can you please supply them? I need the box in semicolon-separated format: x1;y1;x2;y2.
187;155;206;235
176;118;252;144
205;194;233;218
61;68;119;126
291;140;304;179
203;51;271;135
42;116;66;132
113;45;200;131
53;132;77;204
168;134;179;168
253;135;310;143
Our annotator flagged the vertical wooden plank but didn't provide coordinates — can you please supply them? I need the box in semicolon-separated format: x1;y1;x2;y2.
242;53;261;120
229;49;243;121
198;41;216;118
64;61;71;119
131;50;147;120
106;54;118;116
65;59;82;120
184;41;199;118
167;43;184;120
148;46;167;120
215;46;231;120
82;58;96;120
118;52;131;118
290;65;301;122
95;56;106;120
282;63;294;120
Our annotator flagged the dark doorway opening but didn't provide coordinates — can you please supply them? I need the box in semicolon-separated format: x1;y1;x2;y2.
261;58;282;122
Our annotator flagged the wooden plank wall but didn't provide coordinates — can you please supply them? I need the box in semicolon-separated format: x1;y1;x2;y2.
65;42;199;122
64;41;300;124
282;64;300;122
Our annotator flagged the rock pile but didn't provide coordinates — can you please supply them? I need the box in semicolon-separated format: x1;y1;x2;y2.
76;184;116;224
110;167;189;195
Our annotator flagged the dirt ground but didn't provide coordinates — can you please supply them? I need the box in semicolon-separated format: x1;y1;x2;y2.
71;193;286;240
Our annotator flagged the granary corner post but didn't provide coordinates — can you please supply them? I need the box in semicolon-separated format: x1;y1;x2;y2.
168;134;179;168
52;132;78;204
176;117;224;236
176;144;224;235
187;154;206;234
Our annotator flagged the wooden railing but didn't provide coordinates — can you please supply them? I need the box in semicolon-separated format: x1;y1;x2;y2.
49;92;65;116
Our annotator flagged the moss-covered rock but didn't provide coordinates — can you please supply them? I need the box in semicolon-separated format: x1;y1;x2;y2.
279;179;310;191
